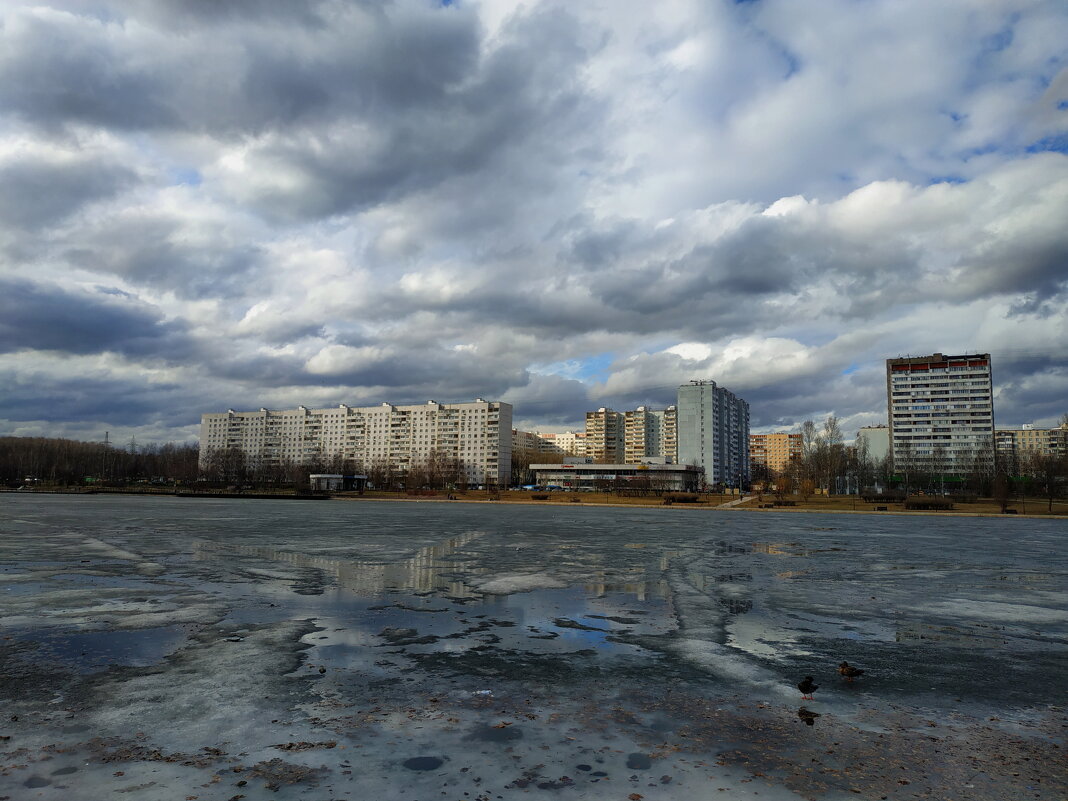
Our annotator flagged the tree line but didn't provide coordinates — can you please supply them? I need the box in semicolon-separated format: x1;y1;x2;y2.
199;445;493;490
752;414;1068;510
1;437;199;487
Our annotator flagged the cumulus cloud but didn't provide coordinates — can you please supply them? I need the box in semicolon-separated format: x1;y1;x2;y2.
1;0;1066;442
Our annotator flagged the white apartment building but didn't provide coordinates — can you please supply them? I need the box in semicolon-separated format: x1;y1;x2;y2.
886;353;994;473
536;431;587;457
512;429;544;455
855;425;890;463
512;429;587;457
201;399;512;485
624;406;677;464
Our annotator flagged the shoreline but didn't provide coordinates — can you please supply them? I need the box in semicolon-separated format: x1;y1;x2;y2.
5;488;1064;519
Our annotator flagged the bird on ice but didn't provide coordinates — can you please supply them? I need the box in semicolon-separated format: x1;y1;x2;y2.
838;661;865;682
797;676;818;700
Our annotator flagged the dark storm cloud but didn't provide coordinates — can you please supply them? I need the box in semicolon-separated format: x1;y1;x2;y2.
60;211;265;300
0;11;177;131
0;368;195;427
0;0;608;225
0;2;481;137
0;155;136;230
589;214;920;325
506;373;598;428
128;0;333;27
362;208;917;344
986;351;1068;426
0;278;190;359
303;344;529;398
221;7;603;220
741;371;889;431
968;238;1068;311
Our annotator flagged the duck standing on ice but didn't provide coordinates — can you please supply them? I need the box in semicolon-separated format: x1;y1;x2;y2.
838;661;865;682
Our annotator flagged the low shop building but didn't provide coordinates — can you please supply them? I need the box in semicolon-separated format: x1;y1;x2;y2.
309;474;368;492
529;462;701;492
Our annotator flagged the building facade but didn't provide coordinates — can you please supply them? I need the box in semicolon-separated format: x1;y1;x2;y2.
676;380;751;487
511;429;544;455
886;353;994;473
585;408;626;463
529;462;701;492
624;406;677;464
855;425;890;463
536;431;587;457
995;423;1068;471
201;399;512;485
749;432;802;476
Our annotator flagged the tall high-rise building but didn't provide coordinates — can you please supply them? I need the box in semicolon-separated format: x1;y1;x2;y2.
749;432;802;476
624;406;677;464
886;353;994;473
676;380;750;487
200;399;512;485
585;408;625;463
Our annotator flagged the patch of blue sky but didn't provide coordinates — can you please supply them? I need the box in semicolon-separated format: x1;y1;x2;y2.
927;175;967;185
959;143;1001;161
781;49;801;79
168;167;201;186
980;26;1015;53
530;352;615;383
1026;134;1068;154
94;285;134;298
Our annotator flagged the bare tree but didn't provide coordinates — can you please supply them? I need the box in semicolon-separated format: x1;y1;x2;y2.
510;446;538;487
1024;450;1067;513
992;466;1012;513
775;458;800;501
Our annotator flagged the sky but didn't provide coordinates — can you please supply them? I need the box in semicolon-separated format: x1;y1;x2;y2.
1;0;1066;446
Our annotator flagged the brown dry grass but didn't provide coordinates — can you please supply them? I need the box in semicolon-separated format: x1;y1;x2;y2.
344;489;1068;517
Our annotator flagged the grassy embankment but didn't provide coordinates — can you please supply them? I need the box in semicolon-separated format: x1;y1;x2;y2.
345;489;1068;516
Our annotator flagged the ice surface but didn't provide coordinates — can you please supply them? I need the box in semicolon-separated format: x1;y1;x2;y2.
0;494;1065;800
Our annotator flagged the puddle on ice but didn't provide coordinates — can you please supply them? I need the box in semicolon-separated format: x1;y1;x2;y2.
0;494;1065;801
6;624;189;674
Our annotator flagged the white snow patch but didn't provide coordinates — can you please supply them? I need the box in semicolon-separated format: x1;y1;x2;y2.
672;638;797;700
473;573;567;595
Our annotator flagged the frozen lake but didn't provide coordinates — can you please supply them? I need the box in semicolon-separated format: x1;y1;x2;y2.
1;494;1065;800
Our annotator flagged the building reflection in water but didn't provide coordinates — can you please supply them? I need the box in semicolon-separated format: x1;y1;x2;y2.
193;531;487;599
192;534;673;603
895;622;1009;648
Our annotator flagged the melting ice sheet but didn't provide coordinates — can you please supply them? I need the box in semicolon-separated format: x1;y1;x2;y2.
0;494;1065;800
